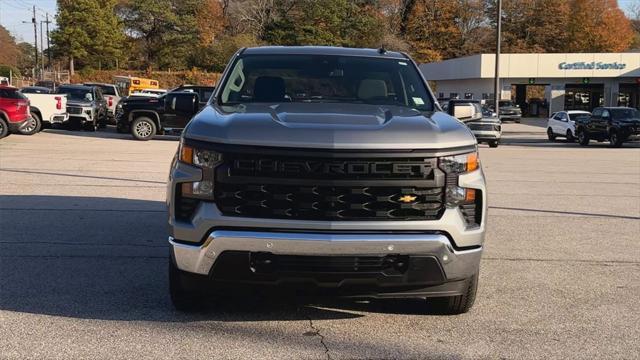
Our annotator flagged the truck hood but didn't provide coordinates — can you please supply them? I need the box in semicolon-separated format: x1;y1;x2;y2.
184;103;476;150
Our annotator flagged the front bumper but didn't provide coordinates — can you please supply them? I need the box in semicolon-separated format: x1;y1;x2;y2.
7;118;28;133
170;231;481;297
472;130;501;141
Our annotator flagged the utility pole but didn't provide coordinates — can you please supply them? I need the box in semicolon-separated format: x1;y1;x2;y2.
32;6;38;79
46;13;51;70
40;20;44;75
493;0;502;117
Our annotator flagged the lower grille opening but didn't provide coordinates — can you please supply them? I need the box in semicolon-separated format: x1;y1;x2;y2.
251;253;410;275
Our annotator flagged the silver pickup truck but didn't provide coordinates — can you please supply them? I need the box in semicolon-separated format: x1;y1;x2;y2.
166;47;487;314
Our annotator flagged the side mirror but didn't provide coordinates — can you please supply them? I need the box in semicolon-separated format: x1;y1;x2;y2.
169;93;199;114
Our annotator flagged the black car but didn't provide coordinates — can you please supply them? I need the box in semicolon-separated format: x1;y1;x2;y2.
55;84;109;131
575;107;640;147
116;91;201;140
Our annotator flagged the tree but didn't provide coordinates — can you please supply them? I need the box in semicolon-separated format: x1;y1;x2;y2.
119;0;201;70
52;0;124;74
260;0;385;47
0;25;21;68
563;0;634;52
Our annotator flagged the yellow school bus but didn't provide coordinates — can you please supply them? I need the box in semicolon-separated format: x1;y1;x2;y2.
113;76;160;96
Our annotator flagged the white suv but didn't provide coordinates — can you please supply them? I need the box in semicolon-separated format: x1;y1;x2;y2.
547;110;591;142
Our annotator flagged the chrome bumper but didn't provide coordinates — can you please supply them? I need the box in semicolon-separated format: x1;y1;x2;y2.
169;231;482;281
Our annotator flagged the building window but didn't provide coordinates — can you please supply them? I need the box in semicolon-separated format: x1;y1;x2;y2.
438;92;445;99
464;92;473;99
482;93;494;100
449;92;459;99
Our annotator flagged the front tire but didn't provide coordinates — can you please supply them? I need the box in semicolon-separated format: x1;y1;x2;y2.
169;259;206;312
84;119;97;132
547;127;556;141
566;129;574;142
609;130;623;148
428;272;478;315
488;140;499;148
19;114;41;135
131;117;156;141
0;118;8;138
577;129;589;146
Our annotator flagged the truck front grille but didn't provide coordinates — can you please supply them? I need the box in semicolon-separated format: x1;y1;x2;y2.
213;150;446;221
216;183;444;220
468;123;500;132
67;106;83;115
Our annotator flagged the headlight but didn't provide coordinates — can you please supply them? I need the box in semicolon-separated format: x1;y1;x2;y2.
178;143;222;198
439;151;478;174
439;151;479;208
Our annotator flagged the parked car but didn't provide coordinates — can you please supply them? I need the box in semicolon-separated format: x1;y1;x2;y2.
20;86;51;94
116;91;200;140
55;84;108;131
0;85;32;138
20;89;69;130
546;110;590;142
0;77;9;86
446;99;502;147
169;85;215;107
488;100;522;122
575;107;640;147
166;46;486;315
84;83;122;124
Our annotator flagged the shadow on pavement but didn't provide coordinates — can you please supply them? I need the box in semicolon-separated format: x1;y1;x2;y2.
0;195;453;323
42;126;180;142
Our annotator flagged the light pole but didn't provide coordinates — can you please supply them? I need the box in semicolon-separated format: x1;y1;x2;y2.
493;0;502;116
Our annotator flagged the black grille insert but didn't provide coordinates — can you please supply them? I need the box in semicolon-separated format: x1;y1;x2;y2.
214;152;445;221
216;183;444;221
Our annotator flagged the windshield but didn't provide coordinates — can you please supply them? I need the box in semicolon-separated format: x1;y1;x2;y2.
499;100;514;107
218;55;434;111
610;108;640;119
98;85;116;95
56;87;93;101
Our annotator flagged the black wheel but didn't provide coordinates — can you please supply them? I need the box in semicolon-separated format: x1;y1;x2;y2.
428;272;478;315
547;127;556;141
19;114;41;135
84;119;97;132
577;129;589;146
0;118;8;139
488;140;499;148
566;129;574;142
609;130;623;148
131;117;156;141
169;258;206;312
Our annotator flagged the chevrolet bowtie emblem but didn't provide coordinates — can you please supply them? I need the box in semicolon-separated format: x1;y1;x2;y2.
398;195;417;203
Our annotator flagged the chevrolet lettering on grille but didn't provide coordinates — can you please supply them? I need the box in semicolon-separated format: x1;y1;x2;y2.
234;159;434;177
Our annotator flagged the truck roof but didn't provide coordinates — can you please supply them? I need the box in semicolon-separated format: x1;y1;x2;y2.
242;46;409;60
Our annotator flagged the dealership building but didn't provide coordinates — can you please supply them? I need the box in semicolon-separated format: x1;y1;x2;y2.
419;53;640;115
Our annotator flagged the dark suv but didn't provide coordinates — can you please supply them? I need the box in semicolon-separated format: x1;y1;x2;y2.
116;87;213;140
575;107;640;147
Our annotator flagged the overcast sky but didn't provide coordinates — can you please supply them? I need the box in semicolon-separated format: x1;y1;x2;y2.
0;0;637;50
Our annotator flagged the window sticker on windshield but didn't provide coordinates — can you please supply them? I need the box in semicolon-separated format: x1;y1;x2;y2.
398;61;408;66
413;97;424;105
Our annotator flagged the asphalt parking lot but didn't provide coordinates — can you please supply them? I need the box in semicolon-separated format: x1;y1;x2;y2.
1;119;639;359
